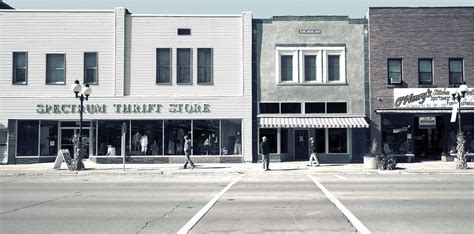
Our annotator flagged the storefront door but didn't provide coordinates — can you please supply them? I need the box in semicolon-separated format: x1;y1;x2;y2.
414;116;444;159
60;127;90;158
294;130;309;160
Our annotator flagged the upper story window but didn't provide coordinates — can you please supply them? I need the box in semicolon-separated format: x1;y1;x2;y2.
304;55;317;82
276;47;345;84
388;59;402;84
177;28;191;36
326;102;347;113
259;103;280;114
197;48;213;84
305;102;325;114
449;58;463;85
84;52;98;84
281;103;301;114
46;54;65;85
156;48;171;84
12;52;27;85
280;55;294;82
177;48;192;84
418;59;433;85
327;55;340;81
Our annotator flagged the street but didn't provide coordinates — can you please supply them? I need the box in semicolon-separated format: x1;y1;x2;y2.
1;171;473;233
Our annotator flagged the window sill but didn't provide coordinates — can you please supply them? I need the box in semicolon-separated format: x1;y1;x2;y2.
386;84;403;88
417;85;437;88
277;82;348;86
12;82;28;85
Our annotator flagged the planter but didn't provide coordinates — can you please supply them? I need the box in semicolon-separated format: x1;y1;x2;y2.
364;156;377;169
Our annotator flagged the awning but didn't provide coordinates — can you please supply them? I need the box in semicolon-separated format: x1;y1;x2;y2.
259;117;369;128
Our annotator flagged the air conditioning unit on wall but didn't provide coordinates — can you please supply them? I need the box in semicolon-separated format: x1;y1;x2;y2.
390;76;401;84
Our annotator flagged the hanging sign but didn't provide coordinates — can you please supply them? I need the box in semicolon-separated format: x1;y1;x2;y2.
419;116;436;129
450;105;458;123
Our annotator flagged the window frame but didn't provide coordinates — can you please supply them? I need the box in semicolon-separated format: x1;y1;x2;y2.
304;102;326;114
197;48;213;85
156;48;172;85
259;102;280;114
276;49;298;83
177;48;193;85
84;52;98;85
46;53;66;85
280;102;302;114
326;128;350;154
387;58;402;84
300;50;321;83
177;28;191;36
418;58;433;85
449;58;464;85
12;52;28;85
326;102;348;113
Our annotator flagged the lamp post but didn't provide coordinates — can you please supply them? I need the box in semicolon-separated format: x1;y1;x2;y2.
71;80;92;170
450;82;469;169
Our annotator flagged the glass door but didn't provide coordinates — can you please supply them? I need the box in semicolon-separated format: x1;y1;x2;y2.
294;129;309;161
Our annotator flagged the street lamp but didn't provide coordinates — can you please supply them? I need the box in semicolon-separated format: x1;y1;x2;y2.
450;81;469;169
70;80;92;170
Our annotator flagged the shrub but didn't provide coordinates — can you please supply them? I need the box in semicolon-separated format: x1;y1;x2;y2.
376;153;397;170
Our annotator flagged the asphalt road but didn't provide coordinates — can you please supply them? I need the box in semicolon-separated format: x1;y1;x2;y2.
1;172;473;233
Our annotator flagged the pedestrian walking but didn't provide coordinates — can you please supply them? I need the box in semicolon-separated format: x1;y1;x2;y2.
308;137;320;166
260;136;270;171
183;135;195;169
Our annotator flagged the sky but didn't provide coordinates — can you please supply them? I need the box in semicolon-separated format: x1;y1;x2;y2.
4;0;473;18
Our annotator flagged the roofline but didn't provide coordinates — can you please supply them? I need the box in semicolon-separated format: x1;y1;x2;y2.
130;13;245;18
0;9;115;13
369;6;474;10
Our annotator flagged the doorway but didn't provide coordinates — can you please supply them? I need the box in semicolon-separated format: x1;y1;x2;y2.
294;129;309;160
60;122;90;158
414;116;444;159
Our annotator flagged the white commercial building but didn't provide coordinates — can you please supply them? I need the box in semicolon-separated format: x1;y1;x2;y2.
0;8;253;164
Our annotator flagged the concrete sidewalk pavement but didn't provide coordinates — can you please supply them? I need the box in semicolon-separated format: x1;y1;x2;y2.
0;160;473;176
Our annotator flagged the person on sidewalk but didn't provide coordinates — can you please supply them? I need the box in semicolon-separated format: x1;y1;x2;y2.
183;135;195;169
260;136;270;171
308;137;320;167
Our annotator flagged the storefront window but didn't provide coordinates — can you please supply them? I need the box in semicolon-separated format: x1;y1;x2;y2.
193;120;220;155
259;129;277;153
40;121;58;156
221;120;242;155
328;128;347;153
17;120;39;156
382;115;413;154
314;129;325;153
164;120;191;155
98;121;128;156
131;120;163;155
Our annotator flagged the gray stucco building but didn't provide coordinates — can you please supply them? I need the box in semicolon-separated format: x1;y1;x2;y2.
253;16;369;163
369;7;474;160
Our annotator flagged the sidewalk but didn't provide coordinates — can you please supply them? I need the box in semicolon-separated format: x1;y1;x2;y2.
1;160;473;176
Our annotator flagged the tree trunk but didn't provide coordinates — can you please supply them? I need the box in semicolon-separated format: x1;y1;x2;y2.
72;135;85;171
455;132;469;170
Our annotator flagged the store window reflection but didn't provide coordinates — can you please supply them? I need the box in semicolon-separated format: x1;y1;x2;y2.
40;121;58;156
259;128;277;153
131;120;163;155
193;120;220;155
314;129;325;153
221;120;242;155
98;120;129;156
17;120;39;156
164;120;191;155
328;128;347;153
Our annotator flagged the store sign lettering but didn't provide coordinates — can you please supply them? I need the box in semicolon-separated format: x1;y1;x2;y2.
393;88;474;108
36;103;211;114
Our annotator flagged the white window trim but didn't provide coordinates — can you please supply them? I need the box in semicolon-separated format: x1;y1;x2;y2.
300;50;322;83
325;128;350;154
276;46;346;85
325;50;346;84
45;53;66;85
275;50;298;83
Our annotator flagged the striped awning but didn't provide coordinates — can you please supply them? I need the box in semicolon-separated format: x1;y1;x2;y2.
259;117;369;128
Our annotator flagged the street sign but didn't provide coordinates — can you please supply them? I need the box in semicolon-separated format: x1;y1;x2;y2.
450;105;458;123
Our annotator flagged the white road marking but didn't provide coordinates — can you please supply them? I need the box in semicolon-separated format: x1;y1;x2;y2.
177;174;244;234
334;174;348;180
306;174;371;234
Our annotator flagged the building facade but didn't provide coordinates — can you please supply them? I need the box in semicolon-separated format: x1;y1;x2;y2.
0;8;253;164
253;16;369;163
369;7;474;160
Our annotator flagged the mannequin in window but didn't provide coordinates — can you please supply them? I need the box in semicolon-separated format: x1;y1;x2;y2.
151;141;159;155
168;129;177;154
234;131;242;155
210;133;218;155
133;132;141;151
140;134;148;155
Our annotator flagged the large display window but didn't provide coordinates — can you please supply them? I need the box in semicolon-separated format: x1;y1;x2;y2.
131;120;163;155
193;120;219;155
259;128;277;153
328;128;347;153
17;120;39;156
98;120;129;156
40;121;58;156
221;120;242;155
164;120;191;155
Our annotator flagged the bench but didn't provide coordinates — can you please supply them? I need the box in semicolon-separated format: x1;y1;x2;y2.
388;153;415;163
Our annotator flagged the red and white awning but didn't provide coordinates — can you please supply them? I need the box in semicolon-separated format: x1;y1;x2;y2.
258;116;369;128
